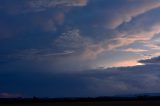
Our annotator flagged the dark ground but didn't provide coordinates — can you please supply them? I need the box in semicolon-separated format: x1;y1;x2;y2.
1;97;160;106
1;101;160;106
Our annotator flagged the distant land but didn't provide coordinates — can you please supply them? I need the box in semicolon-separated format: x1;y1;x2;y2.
1;94;160;106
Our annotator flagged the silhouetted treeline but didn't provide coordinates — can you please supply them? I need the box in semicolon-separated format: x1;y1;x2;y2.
1;95;160;103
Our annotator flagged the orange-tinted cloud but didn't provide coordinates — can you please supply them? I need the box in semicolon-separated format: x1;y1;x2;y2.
113;60;143;67
123;48;147;53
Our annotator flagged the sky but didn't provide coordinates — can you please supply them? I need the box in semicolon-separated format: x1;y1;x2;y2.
1;0;160;98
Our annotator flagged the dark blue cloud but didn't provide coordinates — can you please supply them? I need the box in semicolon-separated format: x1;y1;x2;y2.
1;58;160;97
1;0;160;98
139;56;160;65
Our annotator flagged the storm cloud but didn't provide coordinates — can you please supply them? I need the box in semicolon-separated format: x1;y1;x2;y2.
1;0;160;97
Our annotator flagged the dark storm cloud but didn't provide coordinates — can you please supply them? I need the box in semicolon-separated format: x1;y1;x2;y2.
1;57;160;97
1;0;160;98
1;3;159;70
0;0;160;69
139;56;160;64
0;0;88;37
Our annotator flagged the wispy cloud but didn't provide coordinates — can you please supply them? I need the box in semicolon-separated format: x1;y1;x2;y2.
122;48;148;53
28;0;89;12
29;0;89;11
105;0;160;29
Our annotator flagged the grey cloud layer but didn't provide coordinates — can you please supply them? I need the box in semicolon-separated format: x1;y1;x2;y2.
29;0;88;12
30;0;88;7
1;56;160;97
0;0;88;14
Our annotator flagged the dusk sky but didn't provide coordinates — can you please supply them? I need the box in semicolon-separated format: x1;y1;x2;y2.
1;0;160;98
